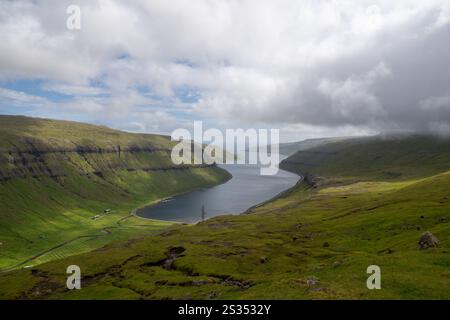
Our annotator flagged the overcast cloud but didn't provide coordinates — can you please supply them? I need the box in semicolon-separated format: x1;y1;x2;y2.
0;0;449;140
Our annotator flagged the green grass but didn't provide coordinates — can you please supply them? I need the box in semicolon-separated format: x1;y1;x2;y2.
0;129;449;300
281;134;450;181
0;115;231;270
0;115;173;150
0;128;450;299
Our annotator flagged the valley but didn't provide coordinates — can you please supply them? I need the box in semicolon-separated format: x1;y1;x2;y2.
0;115;231;270
0;129;448;299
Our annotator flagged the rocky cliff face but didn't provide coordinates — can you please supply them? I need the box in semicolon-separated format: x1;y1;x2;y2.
0;116;231;270
0;115;215;182
0;116;229;220
0;145;210;182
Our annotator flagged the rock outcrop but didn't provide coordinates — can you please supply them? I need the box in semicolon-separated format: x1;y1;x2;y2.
418;231;439;250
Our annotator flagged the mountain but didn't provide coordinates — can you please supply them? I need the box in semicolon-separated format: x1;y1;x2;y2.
0;115;230;270
278;137;353;156
280;134;450;180
1;133;448;299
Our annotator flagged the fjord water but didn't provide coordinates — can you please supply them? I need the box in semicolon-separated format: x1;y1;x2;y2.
137;161;300;223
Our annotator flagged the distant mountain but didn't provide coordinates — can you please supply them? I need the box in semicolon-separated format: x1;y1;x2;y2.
277;137;355;156
281;134;450;181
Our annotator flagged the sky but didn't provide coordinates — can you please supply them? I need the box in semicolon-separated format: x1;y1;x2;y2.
1;0;450;142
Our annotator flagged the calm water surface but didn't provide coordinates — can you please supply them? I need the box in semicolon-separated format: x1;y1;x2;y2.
136;160;300;223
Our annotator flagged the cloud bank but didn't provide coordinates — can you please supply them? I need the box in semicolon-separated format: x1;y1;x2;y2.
1;0;450;139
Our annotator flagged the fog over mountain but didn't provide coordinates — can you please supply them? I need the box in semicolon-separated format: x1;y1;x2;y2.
1;0;450;140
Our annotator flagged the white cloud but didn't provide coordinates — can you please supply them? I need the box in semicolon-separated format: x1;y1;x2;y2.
58;99;104;114
0;88;49;108
317;63;391;123
42;83;107;96
0;0;450;138
420;94;450;110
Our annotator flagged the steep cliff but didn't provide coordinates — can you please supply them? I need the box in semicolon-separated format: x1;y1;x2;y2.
0;115;230;269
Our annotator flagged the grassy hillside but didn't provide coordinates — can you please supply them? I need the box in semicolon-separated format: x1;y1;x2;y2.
0;115;231;270
0;134;448;299
281;134;450;181
278;137;352;156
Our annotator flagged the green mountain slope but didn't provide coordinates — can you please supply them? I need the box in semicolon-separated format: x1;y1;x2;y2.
278;137;352;156
281;134;450;181
0;133;449;300
0;115;230;270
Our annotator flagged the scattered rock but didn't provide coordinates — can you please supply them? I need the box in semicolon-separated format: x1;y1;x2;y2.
323;242;330;248
190;280;214;286
222;277;252;289
163;246;186;269
306;276;319;286
418;231;439;250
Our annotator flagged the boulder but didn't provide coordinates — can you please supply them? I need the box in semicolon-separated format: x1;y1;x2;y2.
306;276;319;286
418;231;439;250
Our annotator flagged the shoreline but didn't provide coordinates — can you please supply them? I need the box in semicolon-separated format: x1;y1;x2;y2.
132;168;233;222
135;165;300;224
243;173;303;214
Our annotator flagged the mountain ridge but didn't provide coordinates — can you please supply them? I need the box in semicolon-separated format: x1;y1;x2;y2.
0;115;230;270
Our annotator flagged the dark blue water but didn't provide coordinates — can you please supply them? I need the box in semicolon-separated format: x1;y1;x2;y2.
136;162;300;223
